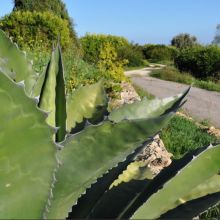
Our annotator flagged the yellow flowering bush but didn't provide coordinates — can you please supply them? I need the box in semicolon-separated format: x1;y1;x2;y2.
0;11;72;50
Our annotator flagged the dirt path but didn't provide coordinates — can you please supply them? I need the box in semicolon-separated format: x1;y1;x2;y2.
125;65;220;128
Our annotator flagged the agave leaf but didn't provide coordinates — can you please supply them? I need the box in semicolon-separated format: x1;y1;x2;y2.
0;30;37;96
132;144;220;219
87;144;220;219
66;80;108;133
0;72;57;219
109;86;190;122
68;139;153;219
55;45;66;142
110;160;154;189
31;71;46;98
180;175;220;204
47;113;173;219
39;44;66;142
89;180;150;219
160;192;220;219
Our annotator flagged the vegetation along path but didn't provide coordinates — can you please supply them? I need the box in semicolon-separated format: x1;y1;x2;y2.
125;65;220;128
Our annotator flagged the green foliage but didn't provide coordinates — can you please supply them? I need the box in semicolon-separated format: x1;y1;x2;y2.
66;80;108;132
39;44;66;142
213;24;220;44
150;66;220;92
0;11;72;50
47;114;173;219
13;0;78;47
97;42;127;82
80;33;129;64
65;55;106;91
0;72;57;219
171;33;198;49
0;29;38;96
0;32;219;219
132;84;155;100
161;115;217;159
142;44;177;62
132;144;220;219
80;34;128;83
109;87;189;123
174;45;220;79
118;43;146;67
73;144;220;219
150;66;193;84
14;0;68;19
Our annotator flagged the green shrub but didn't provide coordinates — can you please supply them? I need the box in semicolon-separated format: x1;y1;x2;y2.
66;57;104;92
1;31;220;219
80;33;129;64
13;0;69;20
150;66;193;84
118;43;146;67
174;45;220;79
13;0;79;48
80;34;128;84
171;33;198;49
150;66;220;92
0;11;72;50
142;44;177;62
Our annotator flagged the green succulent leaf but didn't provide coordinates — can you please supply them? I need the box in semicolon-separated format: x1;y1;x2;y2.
39;44;66;142
160;192;220;219
88;180;150;219
180;175;220;203
47;113;173;219
66;80;108;133
31;71;46;98
109;86;190;122
87;144;220;219
132;144;220;219
68;139;153;219
0;72;57;219
0;29;37;96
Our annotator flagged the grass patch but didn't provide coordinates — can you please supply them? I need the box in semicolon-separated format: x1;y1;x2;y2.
132;84;155;100
161;115;217;159
162;115;219;219
150;66;220;93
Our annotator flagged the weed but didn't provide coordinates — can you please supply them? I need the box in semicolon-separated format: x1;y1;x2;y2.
132;84;155;100
150;66;220;92
161;115;217;159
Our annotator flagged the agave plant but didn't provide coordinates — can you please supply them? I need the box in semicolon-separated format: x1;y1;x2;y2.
0;29;219;219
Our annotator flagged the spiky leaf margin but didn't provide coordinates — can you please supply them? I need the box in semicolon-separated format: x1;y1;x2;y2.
0;72;57;219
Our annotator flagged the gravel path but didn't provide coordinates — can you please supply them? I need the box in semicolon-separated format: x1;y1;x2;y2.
125;66;220;128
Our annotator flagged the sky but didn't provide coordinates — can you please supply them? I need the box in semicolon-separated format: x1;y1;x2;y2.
0;0;219;45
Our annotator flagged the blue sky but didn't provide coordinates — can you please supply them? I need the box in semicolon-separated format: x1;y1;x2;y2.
0;0;219;45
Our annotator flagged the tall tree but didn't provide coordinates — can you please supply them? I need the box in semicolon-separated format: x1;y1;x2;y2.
13;0;78;44
212;24;220;44
13;0;68;19
171;33;198;49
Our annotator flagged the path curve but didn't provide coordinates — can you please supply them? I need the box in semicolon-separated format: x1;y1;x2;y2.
125;66;220;128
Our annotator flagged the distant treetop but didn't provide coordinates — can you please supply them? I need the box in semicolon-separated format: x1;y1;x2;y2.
171;33;198;49
13;0;69;20
212;24;220;45
11;0;79;49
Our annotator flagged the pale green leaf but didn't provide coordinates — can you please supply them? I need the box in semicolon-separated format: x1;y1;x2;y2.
0;29;37;96
47;113;173;219
109;87;190;122
66;80;108;132
132;144;220;219
0;72;57;219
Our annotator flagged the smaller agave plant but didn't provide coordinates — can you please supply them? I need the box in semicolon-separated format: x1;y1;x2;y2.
0;29;219;219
